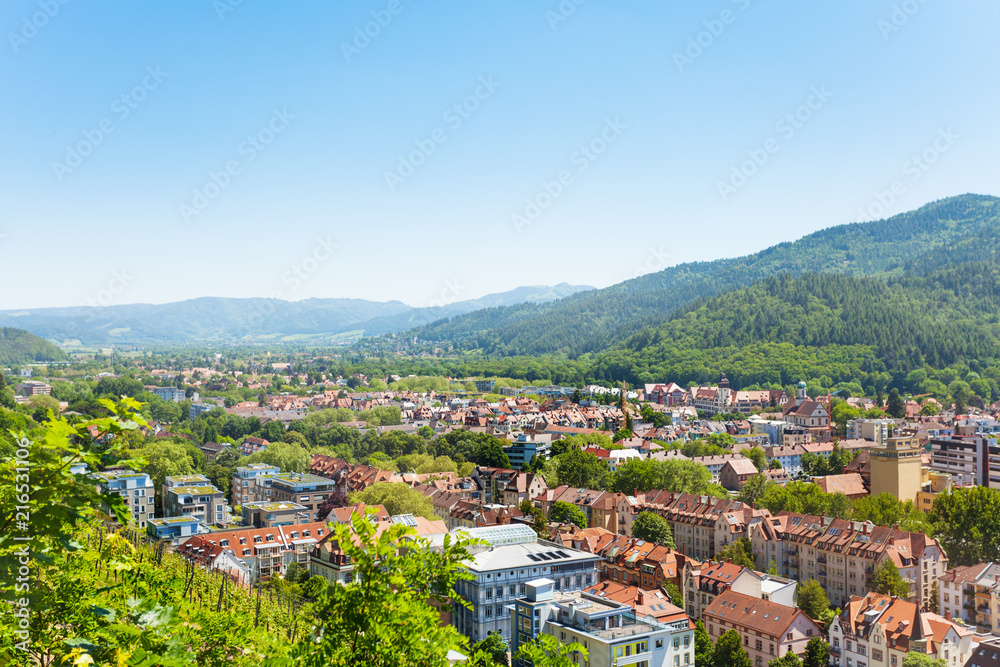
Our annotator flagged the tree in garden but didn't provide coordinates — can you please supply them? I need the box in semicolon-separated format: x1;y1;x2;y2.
716;538;755;569
350;482;436;519
550;501;587;528
930;485;1000;566
901;655;946;667
796;580;829;621
471;632;510;666
737;472;771;506
713;630;752;667
802;638;830;667
770;649;803;667
873;559;911;598
694;621;714;667
631;511;675;547
746;447;767;471
552;448;609;489
316;489;351;520
515;634;587;667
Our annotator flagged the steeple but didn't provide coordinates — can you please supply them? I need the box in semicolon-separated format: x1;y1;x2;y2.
909;606;928;654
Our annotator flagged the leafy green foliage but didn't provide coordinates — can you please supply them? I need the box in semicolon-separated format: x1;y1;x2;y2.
550;501;587;528
713;630;752;667
350;482;437;519
803;638;830;667
631;511;675;547
551;448;609;490
737;472;771;506
770;650;803;667
515;634;587;667
694;621;713;667
610;458;727;497
873;560;910;598
796;580;830;621
0;327;69;365
716;538;755;569
930;485;1000;566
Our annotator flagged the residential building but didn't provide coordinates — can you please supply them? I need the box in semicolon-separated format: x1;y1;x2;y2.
682;561;796;622
510;578;694;667
870;432;924;503
269;472;339;522
151;386;185;402
847;418;893;446
749;513;947;609
178;521;329;582
719;458;759;491
146;516;202;546
309;512;447;586
581;581;691;624
965;638;1000;667
501;471;548;507
239;436;270;456
162;474;230;527
95;470;155;528
189;403;216;420
451;523;601;643
829;592;974;667
242;501;311;528
473;467;519;504
763;444;807;477
938;563;991;626
645;382;687;406
231;463;281;506
969;562;1000;634
598;536;696;592
815;473;869;499
638;492;771;562
703;590;822;667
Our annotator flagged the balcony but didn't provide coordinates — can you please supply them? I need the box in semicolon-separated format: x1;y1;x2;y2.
830;646;841;655
817;556;828;564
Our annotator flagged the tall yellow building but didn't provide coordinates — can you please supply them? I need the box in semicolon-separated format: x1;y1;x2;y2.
869;432;923;503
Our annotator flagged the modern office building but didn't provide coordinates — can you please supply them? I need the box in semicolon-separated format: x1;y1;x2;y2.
16;380;51;396
510;577;694;667
930;435;1000;489
503;434;552;470
450;524;601;644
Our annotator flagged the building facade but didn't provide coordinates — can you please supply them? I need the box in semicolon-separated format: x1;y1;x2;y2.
95;470;155;528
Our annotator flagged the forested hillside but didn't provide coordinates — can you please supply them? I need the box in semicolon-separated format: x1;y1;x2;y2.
590;263;1000;391
0;327;69;365
409;194;1000;356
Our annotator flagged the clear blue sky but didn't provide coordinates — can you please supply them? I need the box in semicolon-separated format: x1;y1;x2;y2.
2;1;997;309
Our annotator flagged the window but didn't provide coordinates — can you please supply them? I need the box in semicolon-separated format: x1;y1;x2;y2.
656;639;664;649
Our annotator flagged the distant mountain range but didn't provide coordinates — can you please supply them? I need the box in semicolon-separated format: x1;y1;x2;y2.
406;194;1000;356
0;283;592;346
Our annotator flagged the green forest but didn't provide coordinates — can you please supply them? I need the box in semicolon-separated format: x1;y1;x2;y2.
406;194;1000;356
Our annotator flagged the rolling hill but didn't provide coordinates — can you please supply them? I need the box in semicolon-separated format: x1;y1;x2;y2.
406;194;1000;356
587;262;1000;390
0;283;591;346
0;328;69;366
